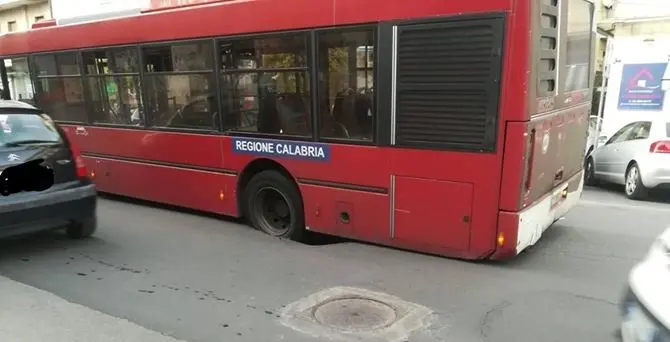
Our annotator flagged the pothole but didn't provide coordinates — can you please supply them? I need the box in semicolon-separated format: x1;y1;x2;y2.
279;286;435;341
312;297;398;332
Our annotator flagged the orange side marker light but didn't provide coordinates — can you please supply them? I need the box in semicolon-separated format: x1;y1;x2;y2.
497;232;505;247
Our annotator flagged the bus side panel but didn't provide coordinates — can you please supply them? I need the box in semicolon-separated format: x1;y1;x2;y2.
63;126;225;169
227;134;500;259
60;125;238;215
225;138;392;242
523;105;589;207
498;121;529;211
393;176;473;252
83;155;238;215
299;184;389;243
224;139;391;199
389;149;500;259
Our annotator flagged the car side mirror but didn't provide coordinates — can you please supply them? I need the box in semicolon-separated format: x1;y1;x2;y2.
598;135;609;145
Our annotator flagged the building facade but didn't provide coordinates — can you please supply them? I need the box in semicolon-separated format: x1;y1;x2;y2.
0;0;51;33
596;0;670;68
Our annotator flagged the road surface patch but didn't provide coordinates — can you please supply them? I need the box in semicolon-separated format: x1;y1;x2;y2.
279;286;434;341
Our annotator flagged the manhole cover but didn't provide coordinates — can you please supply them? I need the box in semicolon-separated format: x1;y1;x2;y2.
313;297;397;332
280;287;435;341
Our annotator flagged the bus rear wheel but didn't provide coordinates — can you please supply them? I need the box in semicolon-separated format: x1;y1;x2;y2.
244;170;306;241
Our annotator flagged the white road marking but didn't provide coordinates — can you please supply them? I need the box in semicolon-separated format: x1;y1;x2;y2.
578;199;670;213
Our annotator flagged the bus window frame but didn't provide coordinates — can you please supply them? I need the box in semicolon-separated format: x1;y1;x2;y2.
80;47;145;128
3;17;509;151
1;27;380;146
313;25;378;146
140;38;220;133
1;56;35;102
216;30;314;141
558;0;595;96
29;51;88;125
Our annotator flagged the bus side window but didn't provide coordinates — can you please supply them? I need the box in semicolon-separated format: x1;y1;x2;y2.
316;29;375;141
142;41;218;131
4;57;35;103
82;48;144;127
33;53;87;123
218;34;312;137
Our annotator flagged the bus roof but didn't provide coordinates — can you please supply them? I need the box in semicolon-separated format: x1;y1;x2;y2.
0;0;512;56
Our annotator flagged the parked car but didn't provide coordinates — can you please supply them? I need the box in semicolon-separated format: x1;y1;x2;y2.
584;119;670;200
620;227;670;341
0;100;97;239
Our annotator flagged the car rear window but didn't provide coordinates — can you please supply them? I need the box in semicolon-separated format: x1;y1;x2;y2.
0;114;62;148
666;122;670;137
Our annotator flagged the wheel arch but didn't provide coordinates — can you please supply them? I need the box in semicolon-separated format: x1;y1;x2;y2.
236;158;300;218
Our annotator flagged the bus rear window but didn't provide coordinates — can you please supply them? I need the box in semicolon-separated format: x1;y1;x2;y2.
563;0;593;92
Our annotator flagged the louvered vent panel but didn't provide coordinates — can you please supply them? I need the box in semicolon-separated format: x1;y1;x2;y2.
395;16;505;152
538;0;559;95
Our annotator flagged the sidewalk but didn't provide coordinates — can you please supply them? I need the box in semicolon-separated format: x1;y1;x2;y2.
0;276;185;342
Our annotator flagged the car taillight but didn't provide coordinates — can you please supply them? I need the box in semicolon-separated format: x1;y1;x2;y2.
650;141;670;153
70;142;88;178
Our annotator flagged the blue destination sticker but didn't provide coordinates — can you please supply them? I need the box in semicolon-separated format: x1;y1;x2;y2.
232;137;330;161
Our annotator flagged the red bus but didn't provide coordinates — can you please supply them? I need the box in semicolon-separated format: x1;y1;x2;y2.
0;0;595;260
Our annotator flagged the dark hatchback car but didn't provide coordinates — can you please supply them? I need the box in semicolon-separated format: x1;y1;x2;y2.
0;100;96;239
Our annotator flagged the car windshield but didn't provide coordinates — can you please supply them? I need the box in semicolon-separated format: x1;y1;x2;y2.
0;113;62;148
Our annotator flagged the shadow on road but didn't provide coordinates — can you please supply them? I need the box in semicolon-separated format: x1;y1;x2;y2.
0;229;104;263
98;193;347;247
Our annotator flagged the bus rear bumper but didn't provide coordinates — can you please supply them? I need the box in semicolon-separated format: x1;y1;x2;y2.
490;171;584;260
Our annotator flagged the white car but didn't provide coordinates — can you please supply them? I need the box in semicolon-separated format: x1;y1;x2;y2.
584;119;670;200
621;227;670;341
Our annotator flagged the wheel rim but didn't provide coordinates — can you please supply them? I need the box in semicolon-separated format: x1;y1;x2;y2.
253;186;292;236
626;167;638;195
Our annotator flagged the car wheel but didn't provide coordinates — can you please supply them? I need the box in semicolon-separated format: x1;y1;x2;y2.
584;157;598;186
624;163;647;200
66;216;97;239
244;170;306;242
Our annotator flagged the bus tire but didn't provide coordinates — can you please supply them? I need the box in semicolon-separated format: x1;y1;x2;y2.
244;170;306;241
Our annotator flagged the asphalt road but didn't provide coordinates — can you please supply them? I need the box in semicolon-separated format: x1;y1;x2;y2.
0;186;668;342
